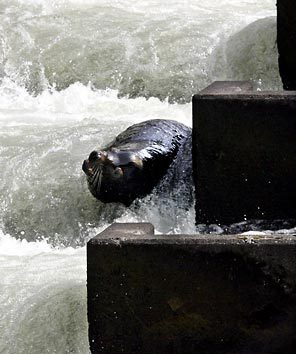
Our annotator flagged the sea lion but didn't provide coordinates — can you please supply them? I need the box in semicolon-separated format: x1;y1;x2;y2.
82;119;191;205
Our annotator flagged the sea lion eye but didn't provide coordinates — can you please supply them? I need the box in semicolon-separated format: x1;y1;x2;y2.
114;167;123;177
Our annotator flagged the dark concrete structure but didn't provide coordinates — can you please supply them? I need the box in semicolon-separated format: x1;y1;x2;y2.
277;0;296;89
87;223;296;354
193;81;296;224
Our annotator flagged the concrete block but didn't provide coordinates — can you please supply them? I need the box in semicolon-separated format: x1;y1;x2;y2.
193;81;296;224
87;223;296;354
277;0;296;89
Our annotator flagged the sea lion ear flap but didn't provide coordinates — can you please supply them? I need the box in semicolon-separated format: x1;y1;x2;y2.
132;156;143;169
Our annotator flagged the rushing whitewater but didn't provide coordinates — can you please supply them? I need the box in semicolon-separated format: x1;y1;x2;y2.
0;0;287;353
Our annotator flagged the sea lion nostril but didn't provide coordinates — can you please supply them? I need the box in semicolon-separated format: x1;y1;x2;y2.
82;159;94;176
82;160;88;173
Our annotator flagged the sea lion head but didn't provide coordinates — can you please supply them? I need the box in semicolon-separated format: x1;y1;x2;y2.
82;149;144;205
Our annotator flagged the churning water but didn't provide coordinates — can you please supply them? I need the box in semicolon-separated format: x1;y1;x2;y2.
0;0;289;353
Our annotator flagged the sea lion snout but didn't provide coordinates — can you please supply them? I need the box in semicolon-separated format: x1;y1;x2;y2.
82;150;125;181
82;150;108;176
82;158;97;176
82;159;89;174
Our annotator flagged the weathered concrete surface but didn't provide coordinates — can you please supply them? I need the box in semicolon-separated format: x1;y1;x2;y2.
198;81;253;94
277;0;296;89
193;81;296;224
87;223;296;354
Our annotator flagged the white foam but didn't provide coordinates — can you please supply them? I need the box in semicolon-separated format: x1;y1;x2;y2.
0;229;86;256
0;228;88;354
0;80;192;127
0;230;51;256
240;231;268;236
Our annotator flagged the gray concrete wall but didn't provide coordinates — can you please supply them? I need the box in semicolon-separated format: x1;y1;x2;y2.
87;223;296;354
277;0;296;89
193;81;296;224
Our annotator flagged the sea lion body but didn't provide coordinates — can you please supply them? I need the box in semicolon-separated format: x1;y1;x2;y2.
82;119;191;205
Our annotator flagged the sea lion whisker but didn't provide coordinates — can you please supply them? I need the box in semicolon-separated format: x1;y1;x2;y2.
92;166;103;191
88;164;98;182
96;169;103;192
91;164;100;175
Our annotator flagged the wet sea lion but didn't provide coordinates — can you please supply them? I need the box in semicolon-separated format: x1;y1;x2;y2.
82;119;191;205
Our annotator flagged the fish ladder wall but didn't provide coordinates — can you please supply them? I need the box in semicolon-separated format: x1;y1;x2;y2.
192;81;296;224
87;223;296;354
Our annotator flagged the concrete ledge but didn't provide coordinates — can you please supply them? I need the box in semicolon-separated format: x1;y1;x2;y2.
193;81;296;224
198;81;253;94
87;223;296;354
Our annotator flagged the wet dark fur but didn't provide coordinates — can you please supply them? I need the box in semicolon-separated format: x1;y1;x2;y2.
82;119;192;205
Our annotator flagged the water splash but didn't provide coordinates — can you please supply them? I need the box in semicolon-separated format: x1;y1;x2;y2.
210;16;281;90
0;232;89;354
0;0;277;102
